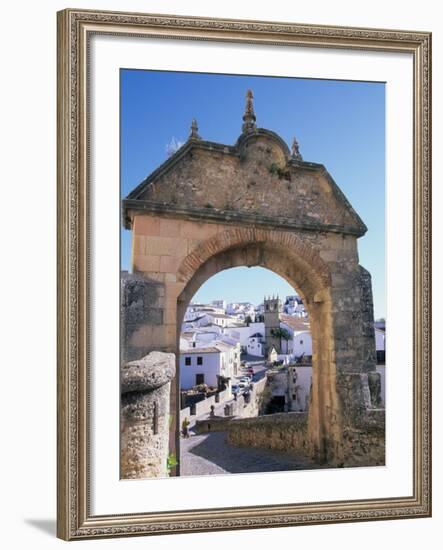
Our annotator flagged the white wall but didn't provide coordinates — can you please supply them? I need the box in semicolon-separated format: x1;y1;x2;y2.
224;322;265;347
195;331;220;344
375;329;386;351
290;331;313;357
180;352;222;388
289;366;313;411
2;1;441;550
247;337;264;356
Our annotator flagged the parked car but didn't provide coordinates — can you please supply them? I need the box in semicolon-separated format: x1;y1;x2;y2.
231;384;240;395
239;376;251;385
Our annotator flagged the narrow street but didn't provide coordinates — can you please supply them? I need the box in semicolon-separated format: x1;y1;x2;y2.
187;355;267;427
180;430;320;476
180;355;320;476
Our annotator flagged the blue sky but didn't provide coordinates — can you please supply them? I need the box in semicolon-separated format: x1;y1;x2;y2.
121;70;385;318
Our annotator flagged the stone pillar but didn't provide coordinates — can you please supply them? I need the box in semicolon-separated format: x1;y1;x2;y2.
120;272;165;363
331;265;385;466
120;351;175;479
358;266;377;373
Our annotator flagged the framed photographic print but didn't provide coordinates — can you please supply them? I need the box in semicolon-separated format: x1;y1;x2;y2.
57;8;431;540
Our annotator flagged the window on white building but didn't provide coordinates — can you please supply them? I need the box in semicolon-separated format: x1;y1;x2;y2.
197;356;203;365
185;357;191;366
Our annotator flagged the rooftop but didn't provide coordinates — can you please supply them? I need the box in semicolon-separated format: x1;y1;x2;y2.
181;347;220;355
180;339;238;354
207;313;234;319
280;314;310;332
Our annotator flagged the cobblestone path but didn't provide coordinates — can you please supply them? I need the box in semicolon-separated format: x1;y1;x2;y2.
180;431;320;476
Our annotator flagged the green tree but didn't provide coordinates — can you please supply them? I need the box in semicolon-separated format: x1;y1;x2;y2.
270;327;291;353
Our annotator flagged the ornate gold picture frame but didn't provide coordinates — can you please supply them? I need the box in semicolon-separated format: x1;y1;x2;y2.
57;8;431;540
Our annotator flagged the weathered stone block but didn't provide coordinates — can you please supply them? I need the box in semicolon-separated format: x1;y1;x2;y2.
180;220;220;239
121;272;165;362
132;254;160;272
146;236;188;257
134;215;160;236
121;351;176;393
159;218;181;237
132;235;146;255
368;371;383;408
159;255;181;273
121;351;175;479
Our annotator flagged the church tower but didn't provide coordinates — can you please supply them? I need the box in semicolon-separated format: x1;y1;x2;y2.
264;295;282;354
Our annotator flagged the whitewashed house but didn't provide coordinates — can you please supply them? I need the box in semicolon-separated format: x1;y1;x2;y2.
289;331;312;357
246;332;264;356
223;321;265;351
205;312;236;328
180;340;241;390
280;314;313;359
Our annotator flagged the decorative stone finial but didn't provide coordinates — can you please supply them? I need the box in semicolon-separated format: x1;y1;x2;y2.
242;89;257;132
291;136;303;161
189;118;201;140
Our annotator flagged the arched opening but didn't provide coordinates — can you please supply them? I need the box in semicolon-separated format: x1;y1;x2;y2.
175;230;342;470
177;264;316;475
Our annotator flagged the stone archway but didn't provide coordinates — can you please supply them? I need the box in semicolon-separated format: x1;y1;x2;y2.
121;90;385;477
175;226;340;463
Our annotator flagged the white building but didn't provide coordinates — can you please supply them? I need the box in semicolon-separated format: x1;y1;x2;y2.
375;327;386;364
181;327;222;348
283;295;308;317
280;314;313;359
211;299;226;311
180;340;241;390
246;332;264;356
205;312;237;328
184;303;225;321
226;301;255;319
288;331;312;357
222;321;265;350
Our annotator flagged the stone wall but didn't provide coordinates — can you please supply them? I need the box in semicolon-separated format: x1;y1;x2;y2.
194;416;236;434
120;351;175;479
226;413;309;457
358;266;378;372
179;388;229;428
342;409;385;467
220;409;383;468
194;377;267;433
120;272;167;362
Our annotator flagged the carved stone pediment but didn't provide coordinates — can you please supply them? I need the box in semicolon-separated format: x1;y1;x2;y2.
123;127;366;237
